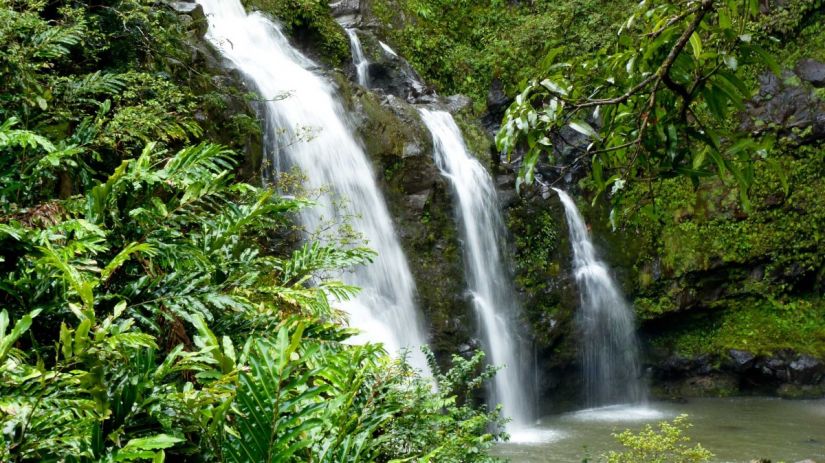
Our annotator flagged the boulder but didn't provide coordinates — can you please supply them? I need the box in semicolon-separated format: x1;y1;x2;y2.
329;0;361;17
741;70;825;144
166;1;207;37
166;0;200;14
789;355;825;384
445;94;473;114
483;78;511;134
351;30;435;103
729;349;757;372
796;59;825;88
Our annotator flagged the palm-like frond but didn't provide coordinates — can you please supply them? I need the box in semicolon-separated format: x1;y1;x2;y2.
31;22;85;59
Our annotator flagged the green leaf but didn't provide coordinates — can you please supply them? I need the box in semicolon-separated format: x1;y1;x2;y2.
101;243;155;281
689;32;703;60
115;435;184;462
0;309;41;361
569;120;600;139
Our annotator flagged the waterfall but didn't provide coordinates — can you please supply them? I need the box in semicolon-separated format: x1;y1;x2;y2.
553;189;645;406
419;109;533;431
198;0;431;373
344;28;370;87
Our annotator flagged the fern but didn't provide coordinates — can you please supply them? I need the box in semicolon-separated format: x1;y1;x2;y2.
31;22;85;59
0;117;56;152
67;71;126;96
224;325;328;463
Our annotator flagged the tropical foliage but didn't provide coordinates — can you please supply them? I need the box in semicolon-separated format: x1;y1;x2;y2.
496;0;783;207
0;0;504;461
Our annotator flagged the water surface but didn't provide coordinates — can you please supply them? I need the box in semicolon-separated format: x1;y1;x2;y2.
494;398;825;462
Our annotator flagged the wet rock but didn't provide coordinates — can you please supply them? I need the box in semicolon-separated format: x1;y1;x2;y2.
483;79;510;134
445;94;473;114
352;31;435;103
166;1;207;37
329;0;361;18
741;70;825;144
658;355;714;378
789;355;825;384
665;373;739;398
167;0;199;14
796;59;825;88
729;349;757;371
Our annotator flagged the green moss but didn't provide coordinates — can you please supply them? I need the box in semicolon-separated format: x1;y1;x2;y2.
452;111;492;161
651;297;825;358
243;0;349;67
615;141;824;358
619;144;824;290
368;0;634;109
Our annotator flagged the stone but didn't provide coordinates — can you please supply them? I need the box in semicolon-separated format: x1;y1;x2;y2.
777;383;825;399
445;94;473;114
167;0;199;14
742;71;825;145
483;78;511;134
329;0;361;18
166;1;207;37
729;349;756;371
352;31;435;103
789;355;824;384
796;59;825;88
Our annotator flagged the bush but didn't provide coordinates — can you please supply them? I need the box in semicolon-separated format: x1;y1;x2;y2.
600;415;714;463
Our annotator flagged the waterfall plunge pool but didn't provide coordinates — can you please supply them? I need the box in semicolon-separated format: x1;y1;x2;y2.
493;398;825;462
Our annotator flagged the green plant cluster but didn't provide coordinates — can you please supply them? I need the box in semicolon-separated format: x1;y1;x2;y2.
0;1;506;461
757;0;824;36
243;0;350;67
599;415;713;463
370;0;634;109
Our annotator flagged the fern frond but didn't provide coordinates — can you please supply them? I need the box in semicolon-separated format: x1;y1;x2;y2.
31;22;85;59
280;242;376;285
65;71;126;98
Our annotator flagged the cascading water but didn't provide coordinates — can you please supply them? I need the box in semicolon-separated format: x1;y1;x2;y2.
198;0;431;373
554;188;646;406
419;109;534;432
344;28;370;87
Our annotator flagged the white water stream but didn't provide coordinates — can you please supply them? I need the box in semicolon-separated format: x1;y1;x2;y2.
344;28;370;87
554;189;645;406
198;0;430;373
420;109;540;438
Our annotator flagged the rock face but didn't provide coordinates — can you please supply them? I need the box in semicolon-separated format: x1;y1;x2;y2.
741;69;825;144
345;28;435;103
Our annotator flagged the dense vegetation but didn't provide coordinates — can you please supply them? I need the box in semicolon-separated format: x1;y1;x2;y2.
372;0;824;400
0;0;505;461
370;0;636;107
2;0;823;460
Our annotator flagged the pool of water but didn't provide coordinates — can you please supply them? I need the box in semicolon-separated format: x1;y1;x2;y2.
494;398;825;462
